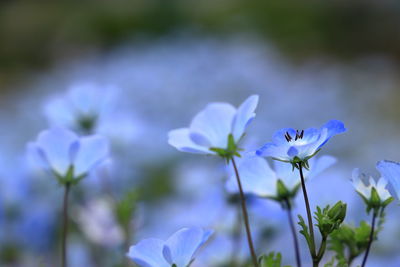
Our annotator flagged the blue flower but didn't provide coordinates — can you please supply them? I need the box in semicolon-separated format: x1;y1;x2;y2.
256;120;346;163
28;127;109;182
44;82;118;134
376;160;400;200
168;95;259;155
127;227;213;267
226;154;336;199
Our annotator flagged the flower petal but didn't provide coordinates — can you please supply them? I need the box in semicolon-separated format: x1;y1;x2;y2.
189;103;236;148
318;120;346;147
36;127;78;175
162;227;212;266
377;160;400;199
168;128;211;154
127;238;169;267
232;95;259;141
73;135;109;177
226;155;277;197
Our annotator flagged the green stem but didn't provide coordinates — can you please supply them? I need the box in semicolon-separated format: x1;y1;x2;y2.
297;163;316;259
361;211;377;267
61;183;71;267
284;199;302;267
231;157;259;267
315;236;327;265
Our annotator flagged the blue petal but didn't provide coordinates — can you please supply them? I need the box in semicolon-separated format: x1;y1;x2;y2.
272;128;296;144
189;103;236;148
36;127;78;176
322;120;346;139
168;128;211;154
127;238;169;267
162;227;212;266
377;160;400;199
73;135;109;177
226;155;277;197
232;95;259;141
287;146;299;157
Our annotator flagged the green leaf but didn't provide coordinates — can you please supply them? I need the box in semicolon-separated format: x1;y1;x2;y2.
259;252;291;267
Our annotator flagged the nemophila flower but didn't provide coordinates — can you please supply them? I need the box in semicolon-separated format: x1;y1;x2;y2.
44;82;117;133
376;160;400;200
226;154;336;201
127;227;213;267
351;168;393;212
256;120;346;165
28;127;109;184
168;95;259;157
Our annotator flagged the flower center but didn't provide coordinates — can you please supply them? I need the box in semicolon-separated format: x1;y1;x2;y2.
285;130;304;142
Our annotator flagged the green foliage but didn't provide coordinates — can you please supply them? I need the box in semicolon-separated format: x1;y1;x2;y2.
297;215;314;255
329;221;373;265
259;252;291;267
315;202;347;238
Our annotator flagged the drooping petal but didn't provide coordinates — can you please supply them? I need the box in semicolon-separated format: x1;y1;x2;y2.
36;127;78;176
168;128;211;154
73;135;109;177
377;160;400;199
231;95;259;141
189;103;236;148
127;238;169;267
163;227;212;267
226;156;277;197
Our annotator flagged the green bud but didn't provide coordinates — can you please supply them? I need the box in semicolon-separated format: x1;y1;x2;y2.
328;201;347;224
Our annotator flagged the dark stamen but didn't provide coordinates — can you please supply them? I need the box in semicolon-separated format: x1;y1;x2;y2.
285;132;292;142
300;130;304;139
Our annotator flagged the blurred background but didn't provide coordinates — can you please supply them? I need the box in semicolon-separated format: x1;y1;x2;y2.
0;1;400;266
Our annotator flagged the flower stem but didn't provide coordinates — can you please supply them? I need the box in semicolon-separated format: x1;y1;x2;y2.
284;199;302;267
361;211;377;267
231;157;259;267
297;163;317;261
61;182;71;267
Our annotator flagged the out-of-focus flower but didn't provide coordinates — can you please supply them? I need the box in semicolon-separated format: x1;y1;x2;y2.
28;127;109;183
351;168;393;211
75;198;124;247
44;82;117;133
168;95;259;155
256;120;346;164
127;227;213;267
226;154;336;200
376;160;400;200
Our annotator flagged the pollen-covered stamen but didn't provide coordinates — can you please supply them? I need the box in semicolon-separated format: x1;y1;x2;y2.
285;132;292;142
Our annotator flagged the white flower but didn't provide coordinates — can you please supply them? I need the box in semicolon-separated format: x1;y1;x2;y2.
75;198;124;247
351;168;392;202
168;95;259;154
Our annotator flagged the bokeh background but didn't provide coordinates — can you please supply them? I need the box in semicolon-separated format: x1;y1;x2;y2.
0;1;400;266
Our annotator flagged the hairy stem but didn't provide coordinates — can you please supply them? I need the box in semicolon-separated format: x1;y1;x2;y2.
231;157;259;267
284;199;302;267
361;211;377;267
61;182;71;267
